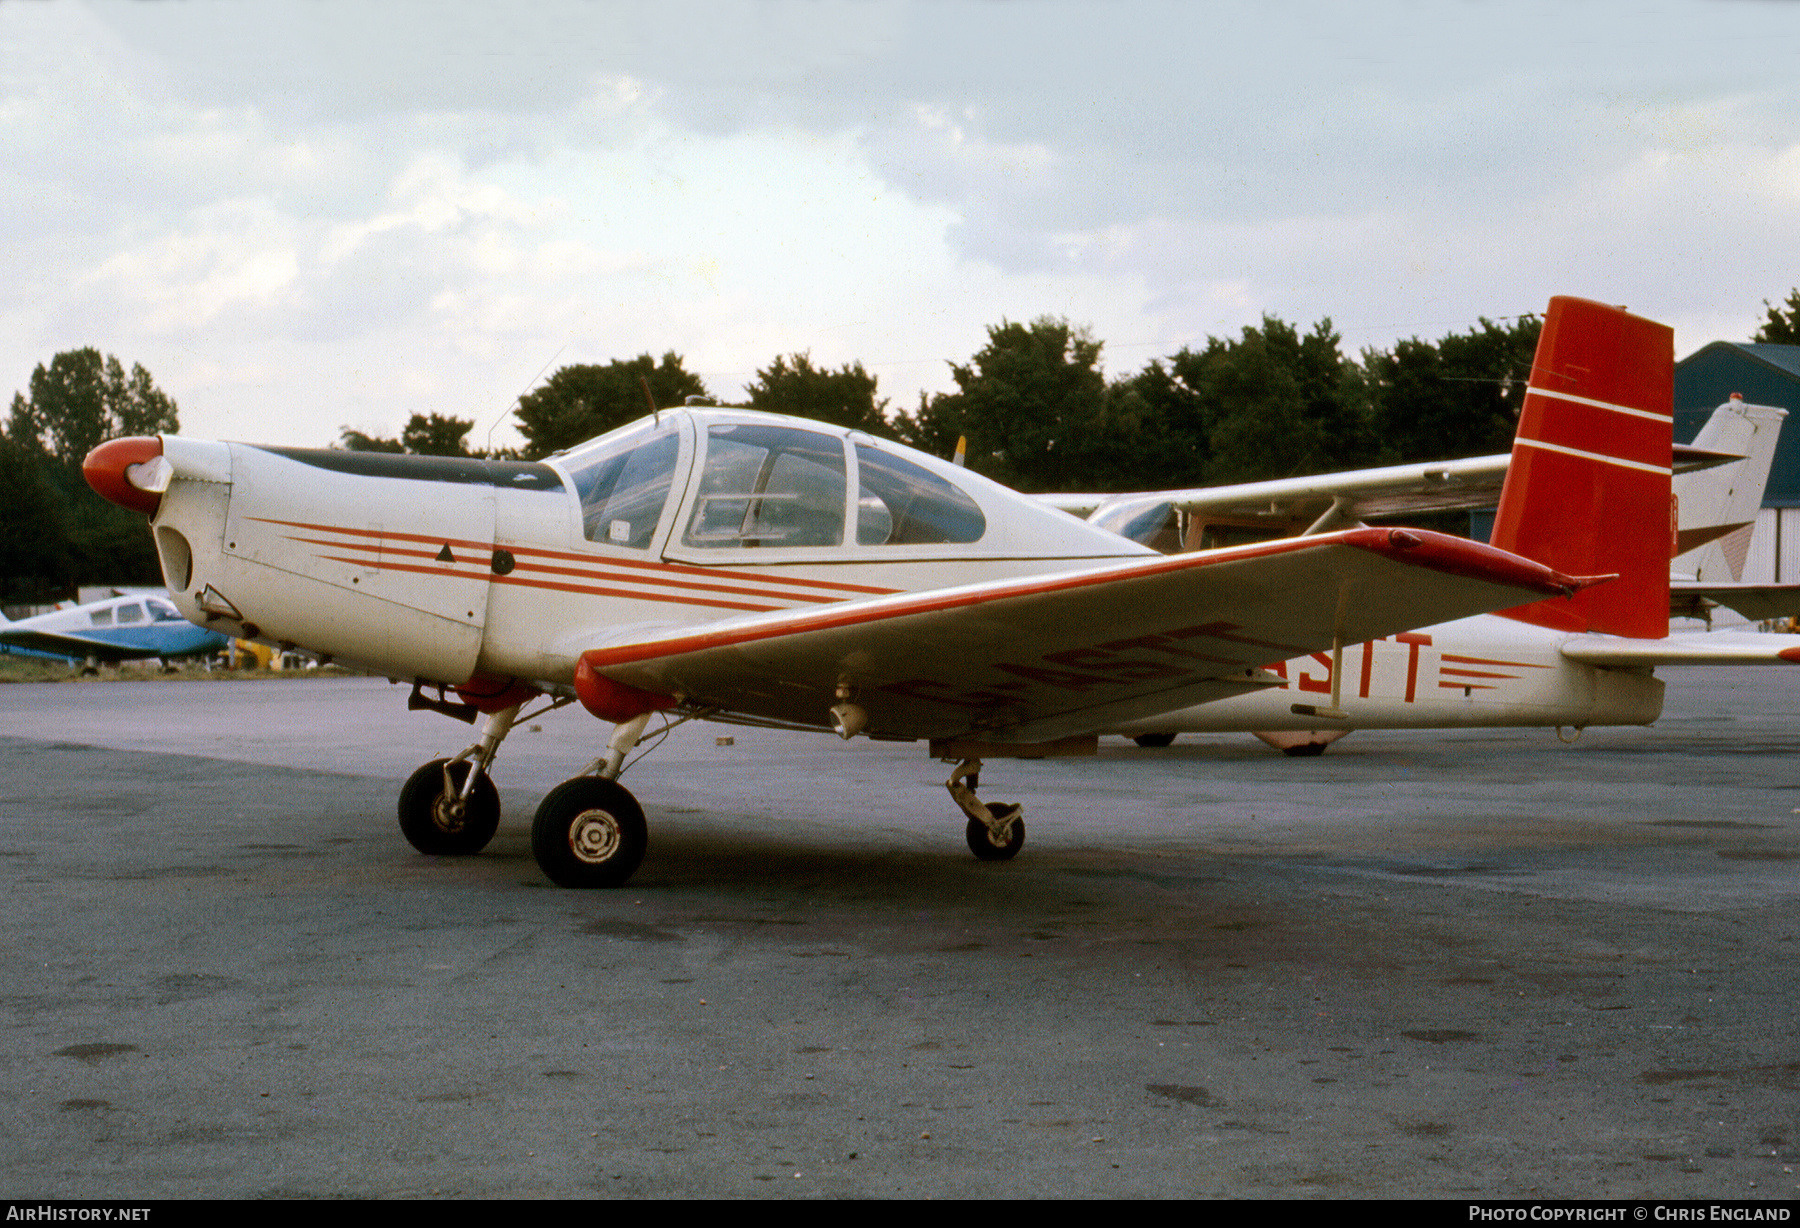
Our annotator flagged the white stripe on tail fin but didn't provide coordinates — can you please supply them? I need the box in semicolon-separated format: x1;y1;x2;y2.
1490;296;1674;640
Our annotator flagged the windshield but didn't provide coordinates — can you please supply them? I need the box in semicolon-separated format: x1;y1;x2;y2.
560;421;681;548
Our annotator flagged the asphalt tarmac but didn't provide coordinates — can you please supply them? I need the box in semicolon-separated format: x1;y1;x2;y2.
2;668;1798;1198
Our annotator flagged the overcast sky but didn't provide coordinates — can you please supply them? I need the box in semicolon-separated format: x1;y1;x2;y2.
4;0;1797;451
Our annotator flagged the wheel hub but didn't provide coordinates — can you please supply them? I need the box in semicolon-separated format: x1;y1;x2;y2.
569;809;622;863
432;795;468;833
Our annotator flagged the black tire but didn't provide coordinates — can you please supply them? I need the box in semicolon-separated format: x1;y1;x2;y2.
1133;732;1178;748
532;776;648;888
397;758;501;856
965;804;1025;862
1280;741;1329;758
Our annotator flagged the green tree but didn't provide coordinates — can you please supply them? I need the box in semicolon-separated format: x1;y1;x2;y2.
1133;316;1374;487
1103;358;1213;490
514;353;707;459
4;349;181;590
338;427;406;453
900;316;1115;492
0;430;70;601
744;352;895;437
403;413;475;457
8;349;179;468
1755;289;1800;345
1363;315;1540;464
339;413;477;457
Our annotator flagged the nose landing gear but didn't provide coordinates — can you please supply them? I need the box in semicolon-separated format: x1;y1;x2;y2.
396;701;520;856
397;758;501;855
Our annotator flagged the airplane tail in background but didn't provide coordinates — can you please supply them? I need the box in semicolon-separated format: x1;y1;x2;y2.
1673;395;1786;583
1490;296;1674;640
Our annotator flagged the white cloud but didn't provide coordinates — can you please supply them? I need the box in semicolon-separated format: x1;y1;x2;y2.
3;0;1798;455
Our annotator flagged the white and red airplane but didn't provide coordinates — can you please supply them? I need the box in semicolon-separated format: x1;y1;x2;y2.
84;298;1659;888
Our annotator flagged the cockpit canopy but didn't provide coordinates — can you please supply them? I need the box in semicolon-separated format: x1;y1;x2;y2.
554;410;1137;562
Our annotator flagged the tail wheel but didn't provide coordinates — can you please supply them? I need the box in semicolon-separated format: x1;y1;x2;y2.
398;758;501;855
1133;732;1178;748
965;804;1025;862
532;776;648;888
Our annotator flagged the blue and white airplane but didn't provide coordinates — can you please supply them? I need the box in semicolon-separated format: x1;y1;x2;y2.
0;592;229;668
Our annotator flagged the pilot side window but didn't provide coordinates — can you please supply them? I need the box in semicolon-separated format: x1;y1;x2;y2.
683;424;846;549
854;445;986;545
116;603;145;624
560;423;680;549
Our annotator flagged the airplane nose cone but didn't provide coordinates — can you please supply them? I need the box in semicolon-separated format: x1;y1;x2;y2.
83;436;168;516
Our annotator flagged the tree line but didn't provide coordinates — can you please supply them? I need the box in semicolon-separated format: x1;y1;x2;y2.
473;312;1545;496
8;289;1798;602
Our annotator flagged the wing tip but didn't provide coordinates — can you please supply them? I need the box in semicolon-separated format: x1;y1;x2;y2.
1344;527;1612;599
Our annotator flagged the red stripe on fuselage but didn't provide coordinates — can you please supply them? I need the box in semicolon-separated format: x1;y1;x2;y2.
1439;653;1551;668
250;515;898;601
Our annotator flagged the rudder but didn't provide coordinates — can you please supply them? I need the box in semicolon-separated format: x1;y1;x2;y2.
1490;296;1674;640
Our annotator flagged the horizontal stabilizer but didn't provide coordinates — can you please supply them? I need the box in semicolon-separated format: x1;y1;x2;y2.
1561;632;1800;668
1670;582;1800;623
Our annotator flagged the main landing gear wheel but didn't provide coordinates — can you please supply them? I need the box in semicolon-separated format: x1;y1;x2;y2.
532;776;648;889
965;803;1025;862
398;758;501;855
1133;732;1178;748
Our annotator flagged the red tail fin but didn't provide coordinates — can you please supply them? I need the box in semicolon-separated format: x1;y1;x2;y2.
1490;296;1673;640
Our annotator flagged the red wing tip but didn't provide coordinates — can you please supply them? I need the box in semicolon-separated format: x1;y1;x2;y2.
1343;528;1616;598
1778;647;1800;665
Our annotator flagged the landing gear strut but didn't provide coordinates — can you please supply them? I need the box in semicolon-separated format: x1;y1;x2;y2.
946;757;1024;862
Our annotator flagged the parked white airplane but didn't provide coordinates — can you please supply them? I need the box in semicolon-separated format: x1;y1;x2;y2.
1101;305;1800;754
1053;395;1790;622
0;592;228;670
85;299;1647;888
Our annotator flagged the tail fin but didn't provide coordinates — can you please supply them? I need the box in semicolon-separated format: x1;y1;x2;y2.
1672;395;1786;582
1489;296;1674;640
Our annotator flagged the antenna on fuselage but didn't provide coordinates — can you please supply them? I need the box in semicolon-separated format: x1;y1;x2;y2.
485;344;568;454
640;377;659;425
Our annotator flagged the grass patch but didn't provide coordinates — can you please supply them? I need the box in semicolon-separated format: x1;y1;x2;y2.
0;655;359;684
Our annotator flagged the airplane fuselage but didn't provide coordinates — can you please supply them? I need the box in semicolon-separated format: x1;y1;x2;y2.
1109;613;1664;737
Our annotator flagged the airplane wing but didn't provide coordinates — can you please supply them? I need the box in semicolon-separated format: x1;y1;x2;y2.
1561;631;1800;667
0;628;126;662
1670;582;1800;623
580;527;1599;744
1081;454;1512;529
1056;442;1744;540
